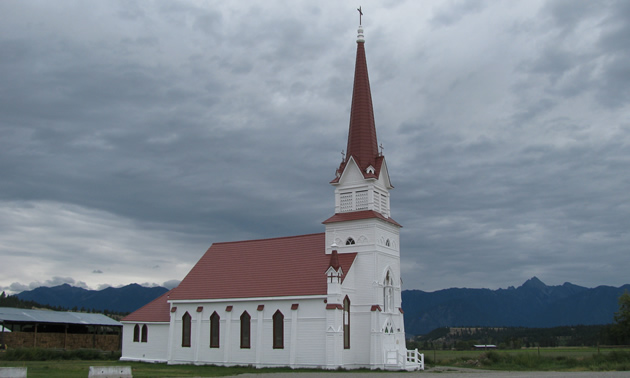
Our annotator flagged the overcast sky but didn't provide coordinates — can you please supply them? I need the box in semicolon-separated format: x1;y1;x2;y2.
1;0;629;295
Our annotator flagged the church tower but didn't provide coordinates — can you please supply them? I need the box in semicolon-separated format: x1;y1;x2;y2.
323;21;407;369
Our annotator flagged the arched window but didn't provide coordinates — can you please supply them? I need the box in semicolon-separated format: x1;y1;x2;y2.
133;324;140;342
210;312;220;348
343;296;350;349
240;311;251;349
273;310;284;349
182;312;191;347
345;237;355;245
141;324;148;343
384;271;394;313
385;239;391;247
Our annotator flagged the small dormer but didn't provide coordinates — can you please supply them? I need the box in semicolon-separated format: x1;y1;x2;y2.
326;265;344;284
366;165;375;175
326;250;344;302
326;250;343;283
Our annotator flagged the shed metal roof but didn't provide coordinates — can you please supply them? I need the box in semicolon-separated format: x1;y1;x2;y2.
0;307;121;327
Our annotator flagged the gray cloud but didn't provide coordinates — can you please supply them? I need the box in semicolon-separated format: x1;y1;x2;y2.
1;0;629;294
163;280;181;290
2;277;88;293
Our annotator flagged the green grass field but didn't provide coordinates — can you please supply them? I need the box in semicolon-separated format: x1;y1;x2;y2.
2;347;629;376
425;347;612;362
0;360;389;378
0;360;318;378
420;347;630;371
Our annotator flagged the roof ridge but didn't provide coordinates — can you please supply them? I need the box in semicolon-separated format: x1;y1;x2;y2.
211;232;325;246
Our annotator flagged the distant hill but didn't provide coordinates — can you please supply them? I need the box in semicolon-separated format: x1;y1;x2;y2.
16;283;168;314
402;277;630;335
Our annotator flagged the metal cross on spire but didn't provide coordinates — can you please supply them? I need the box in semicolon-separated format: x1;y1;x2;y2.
357;6;363;25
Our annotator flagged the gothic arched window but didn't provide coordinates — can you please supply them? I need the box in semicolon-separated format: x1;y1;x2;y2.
182;312;191;347
210;312;220;348
133;324;140;342
384;271;394;313
273;310;284;349
240;311;251;349
346;237;355;245
141;324;148;343
343;296;351;349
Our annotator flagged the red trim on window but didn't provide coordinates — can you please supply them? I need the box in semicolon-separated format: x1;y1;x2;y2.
196;306;203;312
170;307;177;313
226;305;233;312
257;305;264;311
291;303;299;310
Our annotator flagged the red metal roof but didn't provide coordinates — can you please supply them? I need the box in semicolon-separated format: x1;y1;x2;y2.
322;210;402;227
329;250;340;270
122;290;172;323
169;233;357;301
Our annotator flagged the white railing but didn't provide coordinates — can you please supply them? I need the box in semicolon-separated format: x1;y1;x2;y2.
405;348;424;370
384;348;424;371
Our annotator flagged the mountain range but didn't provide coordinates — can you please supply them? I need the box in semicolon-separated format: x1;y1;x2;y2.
15;283;168;314
403;277;630;335
14;277;629;335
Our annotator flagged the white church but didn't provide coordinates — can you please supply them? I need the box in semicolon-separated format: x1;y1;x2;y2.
120;22;424;371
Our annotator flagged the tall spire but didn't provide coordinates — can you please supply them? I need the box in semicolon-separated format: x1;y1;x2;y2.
334;23;381;182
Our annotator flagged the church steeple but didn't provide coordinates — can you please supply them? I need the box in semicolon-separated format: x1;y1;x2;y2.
346;24;378;174
328;21;394;219
333;23;386;183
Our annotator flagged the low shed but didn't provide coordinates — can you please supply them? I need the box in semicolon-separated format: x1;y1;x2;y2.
0;307;122;351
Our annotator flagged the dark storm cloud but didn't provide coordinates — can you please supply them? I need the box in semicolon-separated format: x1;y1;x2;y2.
1;1;629;293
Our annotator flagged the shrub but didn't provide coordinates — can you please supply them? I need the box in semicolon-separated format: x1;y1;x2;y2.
485;351;503;363
0;348;121;361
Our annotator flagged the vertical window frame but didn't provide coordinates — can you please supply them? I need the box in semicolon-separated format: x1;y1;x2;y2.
182;312;192;348
210;311;220;348
133;324;140;342
272;310;284;349
240;311;251;349
343;296;350;349
384;271;394;313
141;324;148;343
